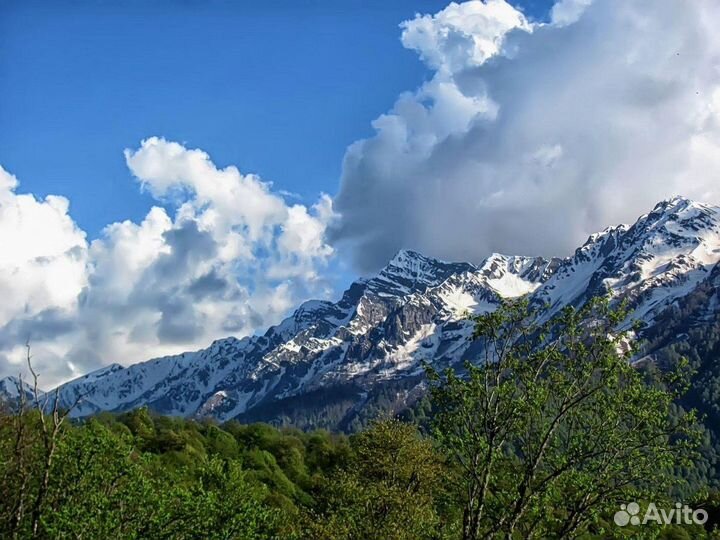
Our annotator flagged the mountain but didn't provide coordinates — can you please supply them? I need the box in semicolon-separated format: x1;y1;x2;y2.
0;375;43;408
3;196;720;431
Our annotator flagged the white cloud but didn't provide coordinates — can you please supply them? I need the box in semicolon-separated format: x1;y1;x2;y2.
550;0;592;26
0;140;335;387
125;137;289;244
400;0;530;73
0;166;87;329
332;0;720;271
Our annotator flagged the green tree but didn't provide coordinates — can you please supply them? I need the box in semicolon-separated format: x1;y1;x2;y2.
153;456;281;540
41;421;157;539
427;298;699;540
307;418;450;539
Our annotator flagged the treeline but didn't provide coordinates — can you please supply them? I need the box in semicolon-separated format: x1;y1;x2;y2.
2;401;447;539
1;299;720;539
2;411;718;539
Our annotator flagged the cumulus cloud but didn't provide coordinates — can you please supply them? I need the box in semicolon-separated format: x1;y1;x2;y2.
0;140;335;386
0;167;89;382
0;167;88;326
400;0;530;73
331;0;720;271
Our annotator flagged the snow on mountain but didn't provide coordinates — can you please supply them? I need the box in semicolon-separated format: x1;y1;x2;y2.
478;253;560;298
2;196;719;429
533;197;720;323
0;375;43;407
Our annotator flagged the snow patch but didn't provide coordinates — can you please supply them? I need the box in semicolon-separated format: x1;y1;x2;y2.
486;273;541;297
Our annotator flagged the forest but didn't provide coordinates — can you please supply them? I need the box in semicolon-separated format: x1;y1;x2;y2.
2;298;720;539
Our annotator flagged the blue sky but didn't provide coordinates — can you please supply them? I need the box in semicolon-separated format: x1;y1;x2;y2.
0;0;553;238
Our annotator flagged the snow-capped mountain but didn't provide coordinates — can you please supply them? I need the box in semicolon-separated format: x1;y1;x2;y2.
533;196;720;325
3;196;720;430
0;376;43;408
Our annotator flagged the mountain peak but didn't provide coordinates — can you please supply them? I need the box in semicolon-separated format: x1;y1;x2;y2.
365;249;475;297
652;195;695;211
646;196;718;225
387;249;437;267
640;195;718;236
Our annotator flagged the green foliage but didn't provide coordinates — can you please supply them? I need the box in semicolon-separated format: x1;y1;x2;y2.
42;421;154;538
306;419;453;539
427;298;701;539
0;414;282;539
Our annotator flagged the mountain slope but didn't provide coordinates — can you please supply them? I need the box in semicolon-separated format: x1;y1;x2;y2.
534;196;720;323
0;376;42;407
3;196;720;430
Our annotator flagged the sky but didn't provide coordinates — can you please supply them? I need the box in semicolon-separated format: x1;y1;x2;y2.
2;0;720;386
0;0;552;239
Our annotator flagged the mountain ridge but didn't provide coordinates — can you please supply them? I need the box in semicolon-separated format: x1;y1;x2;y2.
2;196;720;430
